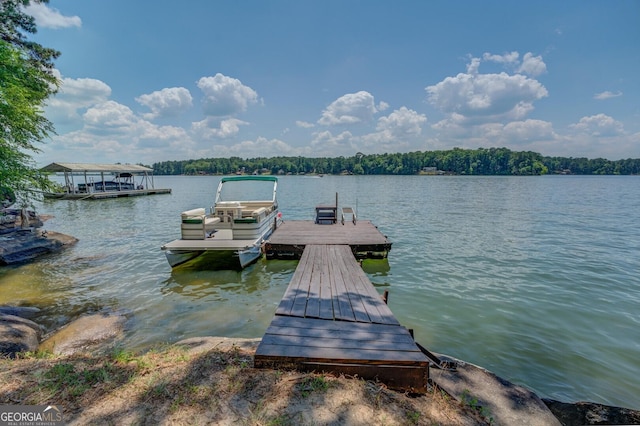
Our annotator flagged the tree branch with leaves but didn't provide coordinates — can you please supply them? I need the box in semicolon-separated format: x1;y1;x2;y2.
1;0;60;206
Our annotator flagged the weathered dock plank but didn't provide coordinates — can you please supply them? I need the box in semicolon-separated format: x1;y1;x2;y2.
275;245;399;325
256;244;429;392
264;220;392;260
255;316;429;392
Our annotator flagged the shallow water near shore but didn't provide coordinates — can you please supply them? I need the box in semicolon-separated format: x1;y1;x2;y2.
1;174;639;409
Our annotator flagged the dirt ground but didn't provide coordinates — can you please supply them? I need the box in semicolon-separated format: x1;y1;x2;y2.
0;337;490;426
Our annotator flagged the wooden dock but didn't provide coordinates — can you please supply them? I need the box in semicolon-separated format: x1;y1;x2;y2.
255;243;429;392
46;188;171;200
264;220;392;260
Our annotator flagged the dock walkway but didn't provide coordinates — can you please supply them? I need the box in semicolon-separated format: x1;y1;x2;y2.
255;244;429;392
264;220;392;260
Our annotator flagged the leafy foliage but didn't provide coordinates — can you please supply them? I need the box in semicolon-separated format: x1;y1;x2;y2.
0;0;60;205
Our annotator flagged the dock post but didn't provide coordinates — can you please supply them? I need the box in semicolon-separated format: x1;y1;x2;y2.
382;289;389;304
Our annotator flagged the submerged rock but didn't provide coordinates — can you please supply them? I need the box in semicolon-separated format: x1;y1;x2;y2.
0;314;42;358
0;229;77;265
39;311;129;356
0;306;41;318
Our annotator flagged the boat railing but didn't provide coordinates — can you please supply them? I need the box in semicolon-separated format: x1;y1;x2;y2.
341;207;357;225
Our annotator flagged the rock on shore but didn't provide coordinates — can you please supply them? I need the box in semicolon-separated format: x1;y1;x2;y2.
0;307;129;358
0;314;42;357
543;398;640;426
39;311;129;356
0;229;77;265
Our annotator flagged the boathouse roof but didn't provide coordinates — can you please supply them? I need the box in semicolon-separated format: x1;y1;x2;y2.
40;162;153;173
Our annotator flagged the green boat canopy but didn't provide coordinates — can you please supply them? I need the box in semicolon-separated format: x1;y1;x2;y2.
221;175;278;183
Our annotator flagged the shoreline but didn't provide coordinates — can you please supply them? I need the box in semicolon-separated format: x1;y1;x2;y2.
2;323;639;425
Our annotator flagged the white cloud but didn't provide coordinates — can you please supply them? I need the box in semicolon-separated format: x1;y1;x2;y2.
223;137;298;157
481;51;546;76
24;3;81;29
466;57;481;75
426;56;548;124
377;101;390;112
431;118;557;148
197;73;259;117
191;117;248;140
425;55;561;155
425;52;548;130
482;51;520;64
375;107;426;136
501;119;556;142
48;100;193;163
594;91;623;100
311;130;355;149
318;91;381;126
83;101;139;134
136;87;193;119
517;52;547;76
137;122;189;147
570;114;625;137
296;120;315;128
46;72;112;123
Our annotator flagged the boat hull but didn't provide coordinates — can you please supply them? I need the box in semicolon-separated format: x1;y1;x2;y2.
164;244;263;270
162;215;279;270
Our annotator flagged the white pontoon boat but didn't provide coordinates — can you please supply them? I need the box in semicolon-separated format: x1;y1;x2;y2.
161;176;281;269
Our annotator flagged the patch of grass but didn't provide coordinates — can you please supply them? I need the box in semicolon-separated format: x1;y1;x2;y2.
298;375;330;398
43;362;117;398
111;346;136;363
16;350;56;360
145;377;171;400
111;346;153;371
265;415;291;426
406;410;421;424
461;388;494;424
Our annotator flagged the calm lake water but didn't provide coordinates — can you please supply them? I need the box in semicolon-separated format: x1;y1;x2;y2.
1;175;638;409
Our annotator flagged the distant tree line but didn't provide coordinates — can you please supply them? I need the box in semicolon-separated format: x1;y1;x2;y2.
151;148;640;176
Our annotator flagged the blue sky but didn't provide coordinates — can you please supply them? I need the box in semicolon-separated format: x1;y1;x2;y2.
26;1;640;166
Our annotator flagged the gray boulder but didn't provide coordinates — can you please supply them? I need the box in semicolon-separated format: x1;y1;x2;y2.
543;398;640;426
39;312;128;356
0;314;42;358
431;354;561;425
0;229;77;265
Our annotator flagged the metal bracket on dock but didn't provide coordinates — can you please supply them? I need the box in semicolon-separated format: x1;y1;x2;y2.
408;329;457;371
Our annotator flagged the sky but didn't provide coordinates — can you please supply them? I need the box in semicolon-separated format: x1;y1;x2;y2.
24;0;640;166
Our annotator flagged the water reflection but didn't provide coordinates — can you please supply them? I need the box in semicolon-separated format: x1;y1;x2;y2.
360;258;390;275
163;269;244;300
162;259;296;300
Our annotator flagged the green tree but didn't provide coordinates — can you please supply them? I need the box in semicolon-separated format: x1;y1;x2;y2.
1;0;60;205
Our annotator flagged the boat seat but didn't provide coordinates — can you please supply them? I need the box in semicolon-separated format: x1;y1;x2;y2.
181;208;220;240
252;207;267;219
181;208;206;218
